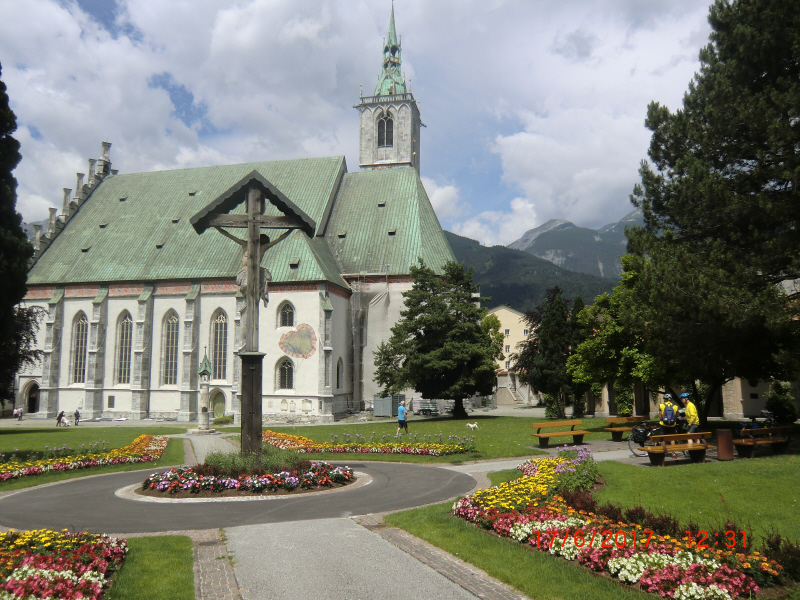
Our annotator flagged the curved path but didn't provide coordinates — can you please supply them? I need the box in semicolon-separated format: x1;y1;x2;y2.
0;462;475;534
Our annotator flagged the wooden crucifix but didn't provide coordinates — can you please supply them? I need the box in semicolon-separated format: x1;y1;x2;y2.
190;172;316;455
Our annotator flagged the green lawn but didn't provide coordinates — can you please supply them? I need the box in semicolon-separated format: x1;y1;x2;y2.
0;425;187;455
594;455;800;543
107;536;194;600
0;427;186;490
227;415;634;463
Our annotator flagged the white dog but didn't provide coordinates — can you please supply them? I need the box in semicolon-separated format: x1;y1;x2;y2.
466;422;479;431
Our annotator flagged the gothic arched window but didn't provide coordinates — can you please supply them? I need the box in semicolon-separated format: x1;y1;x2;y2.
378;114;393;148
162;311;180;386
278;302;295;328
115;311;133;385
212;310;228;380
71;312;89;384
278;358;294;390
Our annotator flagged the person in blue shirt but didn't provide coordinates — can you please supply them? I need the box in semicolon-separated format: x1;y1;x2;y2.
396;401;409;435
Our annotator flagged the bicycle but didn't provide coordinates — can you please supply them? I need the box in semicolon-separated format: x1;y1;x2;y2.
734;410;774;438
628;412;689;457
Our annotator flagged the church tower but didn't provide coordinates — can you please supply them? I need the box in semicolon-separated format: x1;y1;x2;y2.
356;6;421;175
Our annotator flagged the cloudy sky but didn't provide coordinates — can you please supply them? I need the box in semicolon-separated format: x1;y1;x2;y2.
1;0;711;246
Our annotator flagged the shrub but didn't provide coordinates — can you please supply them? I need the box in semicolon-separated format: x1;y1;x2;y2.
645;513;681;537
559;489;597;512
212;415;234;425
762;530;800;582
544;394;561;419
613;382;633;416
623;505;650;526
765;381;799;425
200;446;307;476
596;503;623;523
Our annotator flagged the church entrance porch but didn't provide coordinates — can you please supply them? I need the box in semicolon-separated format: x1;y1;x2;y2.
25;383;40;414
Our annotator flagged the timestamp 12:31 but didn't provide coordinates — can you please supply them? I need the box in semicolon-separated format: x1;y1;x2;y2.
686;530;747;549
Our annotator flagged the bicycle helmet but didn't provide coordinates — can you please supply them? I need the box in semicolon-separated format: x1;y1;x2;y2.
663;393;673;400
679;392;690;399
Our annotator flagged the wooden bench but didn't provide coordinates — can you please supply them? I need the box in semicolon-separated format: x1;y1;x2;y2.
604;416;645;442
531;420;591;449
641;432;713;466
733;426;792;458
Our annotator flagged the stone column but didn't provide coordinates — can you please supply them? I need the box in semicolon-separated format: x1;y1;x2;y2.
130;286;154;419
595;382;613;418
233;294;244;426
178;284;200;422
84;287;108;419
38;289;65;418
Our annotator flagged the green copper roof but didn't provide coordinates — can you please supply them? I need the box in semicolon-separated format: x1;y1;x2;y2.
386;5;399;52
198;351;212;378
325;167;455;275
28;156;346;286
374;6;406;96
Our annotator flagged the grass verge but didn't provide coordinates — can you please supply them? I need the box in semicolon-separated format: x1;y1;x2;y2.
223;416;589;463
594;455;800;543
0;436;185;491
107;536;194;600
384;502;650;600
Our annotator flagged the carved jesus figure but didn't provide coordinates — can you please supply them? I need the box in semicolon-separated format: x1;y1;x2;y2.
214;228;291;307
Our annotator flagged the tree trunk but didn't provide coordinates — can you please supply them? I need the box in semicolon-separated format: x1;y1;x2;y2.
451;397;469;419
698;380;723;428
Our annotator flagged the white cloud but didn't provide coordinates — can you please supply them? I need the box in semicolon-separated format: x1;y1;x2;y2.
451;197;537;247
492;107;649;229
421;177;466;222
0;0;712;241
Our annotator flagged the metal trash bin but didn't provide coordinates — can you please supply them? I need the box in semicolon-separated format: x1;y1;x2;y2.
716;428;734;461
372;395;405;417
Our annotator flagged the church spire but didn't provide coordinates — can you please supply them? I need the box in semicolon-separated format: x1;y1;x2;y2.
374;4;406;96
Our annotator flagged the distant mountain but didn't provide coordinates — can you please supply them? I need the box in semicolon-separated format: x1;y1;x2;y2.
445;231;616;312
507;209;643;279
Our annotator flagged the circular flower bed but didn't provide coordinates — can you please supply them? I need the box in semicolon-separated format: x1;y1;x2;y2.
140;461;354;498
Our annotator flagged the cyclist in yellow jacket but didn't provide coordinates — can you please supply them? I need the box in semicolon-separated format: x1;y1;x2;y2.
680;392;700;434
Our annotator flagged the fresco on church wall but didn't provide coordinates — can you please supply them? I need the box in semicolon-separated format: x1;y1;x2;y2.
279;323;317;359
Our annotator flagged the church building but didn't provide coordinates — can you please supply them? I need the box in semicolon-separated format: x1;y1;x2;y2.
16;8;454;423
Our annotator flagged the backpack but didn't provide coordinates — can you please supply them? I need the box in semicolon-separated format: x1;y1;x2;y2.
662;401;676;426
630;424;650;444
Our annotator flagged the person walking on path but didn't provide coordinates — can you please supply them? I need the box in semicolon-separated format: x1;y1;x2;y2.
56;411;65;426
396;400;409;435
73;409;80;427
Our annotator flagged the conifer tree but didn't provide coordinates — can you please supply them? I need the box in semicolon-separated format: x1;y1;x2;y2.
374;260;497;419
625;0;800;423
0;63;37;404
515;288;579;418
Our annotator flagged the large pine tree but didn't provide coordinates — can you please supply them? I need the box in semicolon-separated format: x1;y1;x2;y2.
0;63;36;404
374;260;497;419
